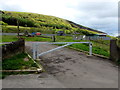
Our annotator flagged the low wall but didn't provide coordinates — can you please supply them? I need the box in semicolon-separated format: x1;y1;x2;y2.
2;39;25;59
110;39;120;62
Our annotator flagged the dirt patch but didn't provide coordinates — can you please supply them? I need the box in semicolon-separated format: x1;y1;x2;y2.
24;57;29;61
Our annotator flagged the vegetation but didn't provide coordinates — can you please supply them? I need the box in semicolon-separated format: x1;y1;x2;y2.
1;53;38;79
1;10;105;35
2;53;38;70
56;36;110;57
2;35;110;57
2;35;52;42
2;35;18;42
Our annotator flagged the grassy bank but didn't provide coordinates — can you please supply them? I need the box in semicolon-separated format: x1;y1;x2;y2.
55;36;110;57
2;25;56;34
1;53;39;79
2;10;104;35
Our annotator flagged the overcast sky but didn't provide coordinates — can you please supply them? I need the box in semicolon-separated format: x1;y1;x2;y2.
0;0;119;36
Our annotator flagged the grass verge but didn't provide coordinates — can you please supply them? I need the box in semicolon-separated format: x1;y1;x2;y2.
1;53;39;79
2;35;51;42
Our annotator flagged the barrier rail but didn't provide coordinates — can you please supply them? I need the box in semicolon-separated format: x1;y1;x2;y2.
32;42;92;60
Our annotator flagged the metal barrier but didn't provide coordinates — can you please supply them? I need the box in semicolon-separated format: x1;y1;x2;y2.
32;42;92;60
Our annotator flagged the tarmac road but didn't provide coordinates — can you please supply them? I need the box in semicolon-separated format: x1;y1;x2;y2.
2;42;118;88
26;42;118;88
1;33;56;36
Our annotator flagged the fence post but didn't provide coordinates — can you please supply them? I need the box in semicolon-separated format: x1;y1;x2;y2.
36;44;39;59
52;35;56;42
89;42;92;56
33;43;36;60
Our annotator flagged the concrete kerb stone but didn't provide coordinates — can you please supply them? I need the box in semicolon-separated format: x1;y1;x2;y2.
26;52;44;72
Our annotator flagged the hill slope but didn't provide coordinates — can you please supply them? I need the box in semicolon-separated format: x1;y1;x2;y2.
1;10;106;35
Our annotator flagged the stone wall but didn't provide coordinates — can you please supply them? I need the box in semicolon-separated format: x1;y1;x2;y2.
110;39;120;62
2;39;25;59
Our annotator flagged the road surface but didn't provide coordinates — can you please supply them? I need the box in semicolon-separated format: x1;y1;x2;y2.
26;42;118;88
2;42;118;88
1;33;56;36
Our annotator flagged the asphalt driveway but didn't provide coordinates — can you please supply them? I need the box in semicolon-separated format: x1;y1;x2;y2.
2;42;118;88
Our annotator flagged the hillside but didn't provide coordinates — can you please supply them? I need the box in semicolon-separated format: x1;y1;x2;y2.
1;10;106;35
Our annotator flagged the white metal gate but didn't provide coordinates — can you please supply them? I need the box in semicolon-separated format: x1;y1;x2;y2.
32;42;92;60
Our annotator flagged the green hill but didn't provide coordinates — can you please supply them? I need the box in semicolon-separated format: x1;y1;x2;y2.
1;10;106;35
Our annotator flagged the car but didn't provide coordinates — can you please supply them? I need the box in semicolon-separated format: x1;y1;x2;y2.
31;32;36;35
36;32;42;35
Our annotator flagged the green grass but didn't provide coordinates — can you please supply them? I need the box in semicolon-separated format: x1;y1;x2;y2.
1;53;38;79
23;36;51;42
2;35;52;42
0;44;5;46
2;35;18;42
55;36;110;57
2;35;110;57
2;53;38;70
69;43;109;57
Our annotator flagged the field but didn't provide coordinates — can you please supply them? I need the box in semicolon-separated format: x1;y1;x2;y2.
2;35;110;57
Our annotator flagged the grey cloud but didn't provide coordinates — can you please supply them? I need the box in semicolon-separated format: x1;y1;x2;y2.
78;2;115;11
78;2;117;18
68;1;118;36
0;0;118;36
0;1;24;11
72;14;117;36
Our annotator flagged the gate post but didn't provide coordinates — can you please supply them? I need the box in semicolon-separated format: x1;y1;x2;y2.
110;39;120;61
33;43;36;60
89;42;92;56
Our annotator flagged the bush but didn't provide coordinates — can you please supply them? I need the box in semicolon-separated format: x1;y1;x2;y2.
0;21;8;25
2;14;36;27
